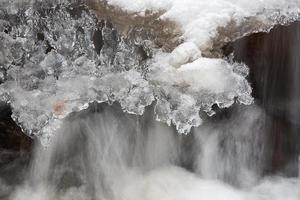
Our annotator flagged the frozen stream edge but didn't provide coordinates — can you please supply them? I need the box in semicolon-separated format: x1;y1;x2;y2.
0;0;299;145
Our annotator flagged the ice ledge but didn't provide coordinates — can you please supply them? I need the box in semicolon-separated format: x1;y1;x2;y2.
3;0;292;145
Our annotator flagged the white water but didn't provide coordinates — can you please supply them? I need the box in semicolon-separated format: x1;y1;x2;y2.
9;104;300;200
0;1;299;199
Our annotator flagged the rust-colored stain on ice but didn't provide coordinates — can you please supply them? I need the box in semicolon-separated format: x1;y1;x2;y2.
53;100;65;115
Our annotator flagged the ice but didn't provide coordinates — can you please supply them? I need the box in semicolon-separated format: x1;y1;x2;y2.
149;51;253;132
168;42;201;68
0;0;155;144
0;0;299;144
107;0;300;46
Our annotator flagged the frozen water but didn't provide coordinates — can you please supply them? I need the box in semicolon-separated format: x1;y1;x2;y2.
107;0;300;51
0;0;299;144
0;0;254;144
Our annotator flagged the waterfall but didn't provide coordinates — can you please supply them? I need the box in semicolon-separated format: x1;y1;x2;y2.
0;0;300;200
8;103;300;200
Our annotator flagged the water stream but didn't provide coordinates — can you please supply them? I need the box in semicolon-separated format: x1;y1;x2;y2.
0;1;300;200
9;103;300;200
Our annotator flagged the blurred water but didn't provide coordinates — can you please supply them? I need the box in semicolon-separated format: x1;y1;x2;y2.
0;1;299;199
224;21;300;176
7;103;299;200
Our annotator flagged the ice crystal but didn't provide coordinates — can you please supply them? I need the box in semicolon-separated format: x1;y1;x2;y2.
0;0;254;145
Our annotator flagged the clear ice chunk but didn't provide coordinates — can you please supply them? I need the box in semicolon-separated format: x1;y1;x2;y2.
0;0;256;145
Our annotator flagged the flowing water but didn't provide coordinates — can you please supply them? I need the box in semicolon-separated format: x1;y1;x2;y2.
7;103;300;200
0;1;300;200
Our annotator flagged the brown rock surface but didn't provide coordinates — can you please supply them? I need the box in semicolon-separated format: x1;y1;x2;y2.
224;21;300;176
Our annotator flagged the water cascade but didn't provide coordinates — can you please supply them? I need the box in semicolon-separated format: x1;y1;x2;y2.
0;0;300;200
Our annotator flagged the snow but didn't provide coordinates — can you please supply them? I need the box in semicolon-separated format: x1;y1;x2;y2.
107;0;300;48
0;0;300;144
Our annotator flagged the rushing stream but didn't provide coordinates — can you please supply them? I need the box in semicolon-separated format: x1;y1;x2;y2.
0;0;300;200
7;103;300;200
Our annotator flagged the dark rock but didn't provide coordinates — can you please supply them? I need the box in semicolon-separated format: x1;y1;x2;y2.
0;102;33;152
0;102;33;197
93;28;104;55
224;21;300;176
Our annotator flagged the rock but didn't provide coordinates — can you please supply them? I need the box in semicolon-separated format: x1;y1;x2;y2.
0;102;32;198
224;21;300;176
0;102;32;151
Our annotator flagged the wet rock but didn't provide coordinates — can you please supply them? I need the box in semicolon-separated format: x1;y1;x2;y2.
87;0;182;52
0;102;33;198
0;102;32;151
224;21;300;176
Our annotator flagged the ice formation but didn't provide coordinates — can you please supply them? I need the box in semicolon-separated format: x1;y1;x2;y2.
0;0;299;145
106;0;300;47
